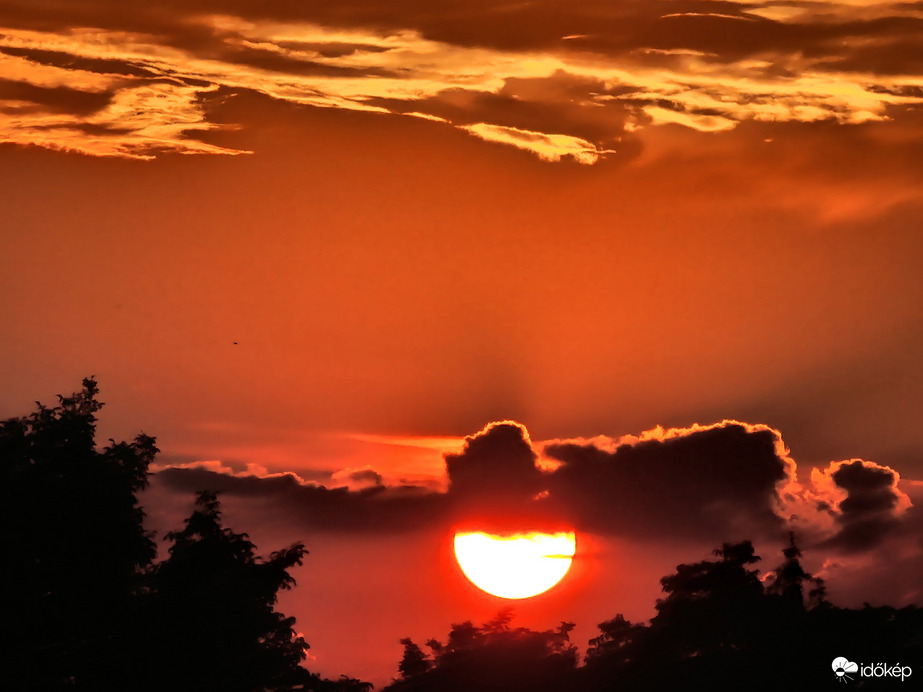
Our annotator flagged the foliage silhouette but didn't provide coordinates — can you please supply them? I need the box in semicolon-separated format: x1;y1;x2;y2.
141;490;316;691
764;530;827;609
1;378;157;689
389;539;921;692
2;380;370;692
386;612;577;692
579;538;922;692
584;613;645;666
398;638;432;678
580;540;779;691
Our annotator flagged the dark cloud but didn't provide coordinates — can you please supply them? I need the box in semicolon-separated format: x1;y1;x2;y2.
442;421;564;532
0;76;112;115
4;0;923;74
818;459;909;552
825;35;923;75
154;420;816;544
445;421;542;498
156;466;447;533
0;46;159;80
344;468;383;486
184;0;923;72
543;422;793;540
329;466;386;490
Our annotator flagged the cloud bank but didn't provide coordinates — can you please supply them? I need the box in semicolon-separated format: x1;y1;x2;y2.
157;419;918;565
2;0;923;160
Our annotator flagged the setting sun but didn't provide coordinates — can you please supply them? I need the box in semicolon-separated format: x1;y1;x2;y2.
454;531;577;599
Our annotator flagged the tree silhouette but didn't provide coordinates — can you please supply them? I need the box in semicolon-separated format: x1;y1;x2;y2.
651;540;768;658
1;378;157;689
330;676;375;692
580;538;922;692
765;531;827;609
387;614;577;692
584;614;645;666
2;380;371;692
386;542;921;692
398;638;432;678
580;541;773;691
142;490;315;692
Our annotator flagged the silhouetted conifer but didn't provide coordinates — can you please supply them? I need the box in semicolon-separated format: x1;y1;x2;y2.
765;531;822;608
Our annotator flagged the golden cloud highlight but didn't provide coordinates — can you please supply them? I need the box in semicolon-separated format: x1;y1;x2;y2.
460;123;614;164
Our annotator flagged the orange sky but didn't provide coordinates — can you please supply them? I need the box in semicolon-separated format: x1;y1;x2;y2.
2;0;923;685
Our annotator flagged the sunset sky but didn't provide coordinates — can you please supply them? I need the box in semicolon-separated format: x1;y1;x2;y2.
2;0;923;686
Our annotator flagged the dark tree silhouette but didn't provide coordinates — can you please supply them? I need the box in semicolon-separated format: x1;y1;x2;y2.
142;490;315;692
2;380;371;692
398;638;432;678
386;614;577;692
584;614;645;666
580;538;923;692
1;378;157;689
330;676;375;692
765;531;827;609
384;545;921;692
580;541;774;691
651;540;768;658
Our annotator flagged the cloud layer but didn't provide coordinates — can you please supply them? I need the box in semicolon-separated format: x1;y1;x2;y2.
157;419;918;568
2;0;923;161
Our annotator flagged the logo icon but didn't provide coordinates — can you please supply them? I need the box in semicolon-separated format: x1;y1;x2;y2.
833;657;859;683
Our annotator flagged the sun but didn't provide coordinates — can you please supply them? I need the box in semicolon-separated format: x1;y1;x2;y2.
453;531;577;599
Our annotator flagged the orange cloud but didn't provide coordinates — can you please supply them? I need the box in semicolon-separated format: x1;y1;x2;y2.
459;123;614;164
2;2;922;160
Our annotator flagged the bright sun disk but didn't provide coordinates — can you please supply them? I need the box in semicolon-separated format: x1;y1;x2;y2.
453;531;577;599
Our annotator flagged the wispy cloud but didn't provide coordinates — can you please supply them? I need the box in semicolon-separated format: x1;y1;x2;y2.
460;122;615;164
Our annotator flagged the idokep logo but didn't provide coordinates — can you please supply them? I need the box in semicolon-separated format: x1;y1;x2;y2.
832;658;859;683
832;657;913;683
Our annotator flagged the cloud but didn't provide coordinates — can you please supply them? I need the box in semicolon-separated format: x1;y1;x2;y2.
152;458;312;484
155;419;806;542
542;421;796;540
0;37;246;158
811;459;913;552
155;421;923;546
446;421;542;497
156;464;447;533
1;1;922;160
642;105;737;132
330;465;384;491
459;123;612;164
